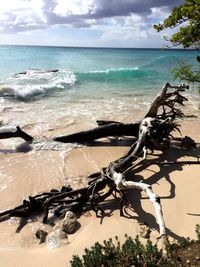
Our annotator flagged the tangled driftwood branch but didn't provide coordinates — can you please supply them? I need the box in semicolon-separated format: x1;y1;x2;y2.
1;82;198;253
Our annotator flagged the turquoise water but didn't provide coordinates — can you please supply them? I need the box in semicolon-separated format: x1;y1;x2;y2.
0;46;199;131
0;46;198;99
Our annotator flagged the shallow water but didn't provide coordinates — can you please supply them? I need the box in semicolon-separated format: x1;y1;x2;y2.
0;46;199;124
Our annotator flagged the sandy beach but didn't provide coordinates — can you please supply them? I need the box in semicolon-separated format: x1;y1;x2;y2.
0;0;199;264
0;112;200;267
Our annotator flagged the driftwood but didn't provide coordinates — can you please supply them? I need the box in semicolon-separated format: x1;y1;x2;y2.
54;83;189;144
0;126;33;141
0;82;198;253
54;123;139;143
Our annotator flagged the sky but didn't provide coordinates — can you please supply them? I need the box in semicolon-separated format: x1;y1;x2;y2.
0;0;184;48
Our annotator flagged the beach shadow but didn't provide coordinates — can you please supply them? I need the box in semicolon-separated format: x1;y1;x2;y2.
127;144;200;201
187;213;200;217
98;198;138;224
0;141;33;154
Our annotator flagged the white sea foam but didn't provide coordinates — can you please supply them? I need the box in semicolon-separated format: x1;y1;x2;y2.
31;139;82;151
0;69;77;99
86;67;139;74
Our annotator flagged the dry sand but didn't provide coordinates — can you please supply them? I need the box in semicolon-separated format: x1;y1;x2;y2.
0;117;200;267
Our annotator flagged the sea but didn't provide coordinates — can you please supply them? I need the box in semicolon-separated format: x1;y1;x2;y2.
0;45;199;139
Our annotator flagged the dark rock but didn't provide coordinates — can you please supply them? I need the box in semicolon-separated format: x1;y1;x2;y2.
181;136;196;149
35;229;48;243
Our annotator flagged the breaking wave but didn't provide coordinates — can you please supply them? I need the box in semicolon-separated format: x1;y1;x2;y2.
0;69;77;100
76;67;159;83
0;66;160;101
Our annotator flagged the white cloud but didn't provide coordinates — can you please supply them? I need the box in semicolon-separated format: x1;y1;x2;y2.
0;0;184;47
0;0;184;33
0;0;44;16
53;0;95;16
0;0;29;11
0;0;46;33
149;7;171;22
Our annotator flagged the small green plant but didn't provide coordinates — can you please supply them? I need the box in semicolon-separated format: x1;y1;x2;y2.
70;226;200;267
177;237;192;248
70;235;170;267
195;224;200;241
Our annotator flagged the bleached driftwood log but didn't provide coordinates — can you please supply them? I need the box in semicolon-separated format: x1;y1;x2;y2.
102;83;189;251
107;117;171;252
114;175;168;251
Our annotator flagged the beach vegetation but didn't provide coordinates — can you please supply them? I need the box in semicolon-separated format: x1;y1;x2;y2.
154;0;200;93
154;0;200;48
70;225;200;267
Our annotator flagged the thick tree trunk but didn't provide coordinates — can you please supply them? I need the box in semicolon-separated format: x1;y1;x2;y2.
54;122;139;143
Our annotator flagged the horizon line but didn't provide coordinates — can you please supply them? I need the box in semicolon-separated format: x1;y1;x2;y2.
0;44;195;50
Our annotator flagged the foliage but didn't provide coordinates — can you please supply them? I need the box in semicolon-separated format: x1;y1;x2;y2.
154;0;200;92
195;224;200;241
171;57;200;90
154;0;200;48
70;235;170;267
70;226;200;267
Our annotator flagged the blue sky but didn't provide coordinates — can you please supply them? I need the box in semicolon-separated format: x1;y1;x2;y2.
0;0;183;48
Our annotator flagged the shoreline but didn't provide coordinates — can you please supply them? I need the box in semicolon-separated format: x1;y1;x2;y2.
0;117;200;266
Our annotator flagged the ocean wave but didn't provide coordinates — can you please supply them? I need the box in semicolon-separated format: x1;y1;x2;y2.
0;66;160;101
76;67;158;82
0;69;76;100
